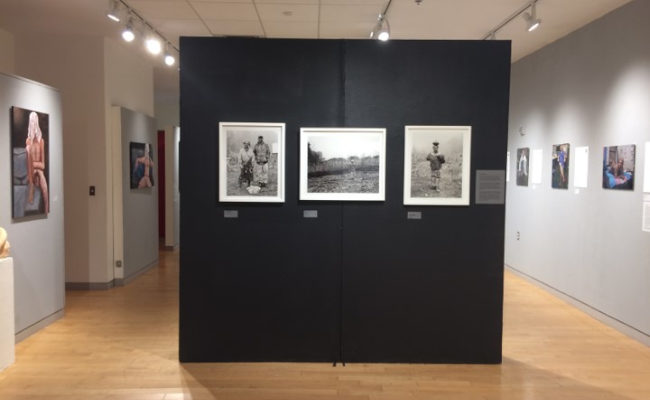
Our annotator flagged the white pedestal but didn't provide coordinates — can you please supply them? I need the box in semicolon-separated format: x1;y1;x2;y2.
0;257;15;371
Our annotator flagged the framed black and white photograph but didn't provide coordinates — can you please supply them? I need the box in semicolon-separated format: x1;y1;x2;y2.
300;127;386;201
403;125;471;206
219;122;285;203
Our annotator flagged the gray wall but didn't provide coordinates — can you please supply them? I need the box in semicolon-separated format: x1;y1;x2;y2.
0;73;65;334
506;0;650;342
121;107;158;280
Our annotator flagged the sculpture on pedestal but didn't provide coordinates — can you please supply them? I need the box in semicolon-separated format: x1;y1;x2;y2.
0;228;10;258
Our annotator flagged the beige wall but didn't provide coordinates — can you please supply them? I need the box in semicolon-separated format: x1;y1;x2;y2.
13;33;154;285
155;102;179;130
104;38;154;283
15;34;107;283
0;27;14;74
104;38;154;117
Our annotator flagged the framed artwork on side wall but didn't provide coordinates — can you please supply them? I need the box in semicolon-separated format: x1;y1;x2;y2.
300;127;386;201
130;142;155;189
602;144;635;190
516;147;530;187
11;106;50;219
403;125;472;206
552;143;570;189
219;122;285;203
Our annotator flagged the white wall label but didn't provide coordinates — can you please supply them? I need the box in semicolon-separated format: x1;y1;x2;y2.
506;152;511;182
476;170;506;204
643;202;650;233
407;211;422;220
643;142;650;193
574;146;589;188
531;149;543;184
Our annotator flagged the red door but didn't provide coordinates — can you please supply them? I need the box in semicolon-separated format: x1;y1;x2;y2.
157;130;166;240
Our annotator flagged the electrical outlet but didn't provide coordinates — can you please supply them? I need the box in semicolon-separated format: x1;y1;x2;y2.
516;231;520;241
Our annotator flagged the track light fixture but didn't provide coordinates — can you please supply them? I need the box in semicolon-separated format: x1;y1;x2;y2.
370;14;390;41
121;17;135;42
164;44;176;66
146;37;162;55
107;0;120;22
164;53;176;67
370;0;393;41
110;0;179;67
523;2;541;32
481;0;542;40
377;18;390;41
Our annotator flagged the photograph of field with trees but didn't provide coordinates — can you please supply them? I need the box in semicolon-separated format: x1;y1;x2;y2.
307;135;380;193
300;128;385;201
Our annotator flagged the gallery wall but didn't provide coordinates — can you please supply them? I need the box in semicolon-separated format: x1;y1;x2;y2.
505;0;650;344
0;28;14;75
180;38;510;363
13;33;154;287
164;126;180;249
0;73;65;337
118;107;159;282
15;33;105;284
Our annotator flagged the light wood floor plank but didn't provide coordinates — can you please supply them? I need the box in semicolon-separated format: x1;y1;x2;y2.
1;249;649;399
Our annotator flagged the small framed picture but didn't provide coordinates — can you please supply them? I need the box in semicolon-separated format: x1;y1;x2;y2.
516;147;530;187
403;125;471;206
219;122;285;203
602;144;635;190
300;127;386;201
130;142;155;189
551;143;570;189
10;106;50;219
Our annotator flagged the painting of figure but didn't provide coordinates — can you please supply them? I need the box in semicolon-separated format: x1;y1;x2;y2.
11;106;49;219
130;142;155;189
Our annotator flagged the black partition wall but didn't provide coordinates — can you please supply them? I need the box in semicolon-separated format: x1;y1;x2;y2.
179;38;510;363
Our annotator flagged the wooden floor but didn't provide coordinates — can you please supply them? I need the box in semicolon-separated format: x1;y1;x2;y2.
1;250;650;400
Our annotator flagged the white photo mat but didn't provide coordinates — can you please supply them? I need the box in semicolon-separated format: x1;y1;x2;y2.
574;146;589;188
403;125;472;206
531;148;543;185
300;127;386;201
218;122;285;203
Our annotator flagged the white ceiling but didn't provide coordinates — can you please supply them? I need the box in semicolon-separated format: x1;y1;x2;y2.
0;0;633;99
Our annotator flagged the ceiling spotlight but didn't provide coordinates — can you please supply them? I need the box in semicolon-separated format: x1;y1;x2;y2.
377;18;390;41
107;0;120;22
164;53;176;67
523;2;541;32
164;44;176;66
146;37;162;55
371;14;390;41
122;19;135;42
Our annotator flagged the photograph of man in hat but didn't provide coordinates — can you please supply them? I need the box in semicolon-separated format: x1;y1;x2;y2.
426;141;445;192
220;122;284;202
253;135;271;187
238;140;254;187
